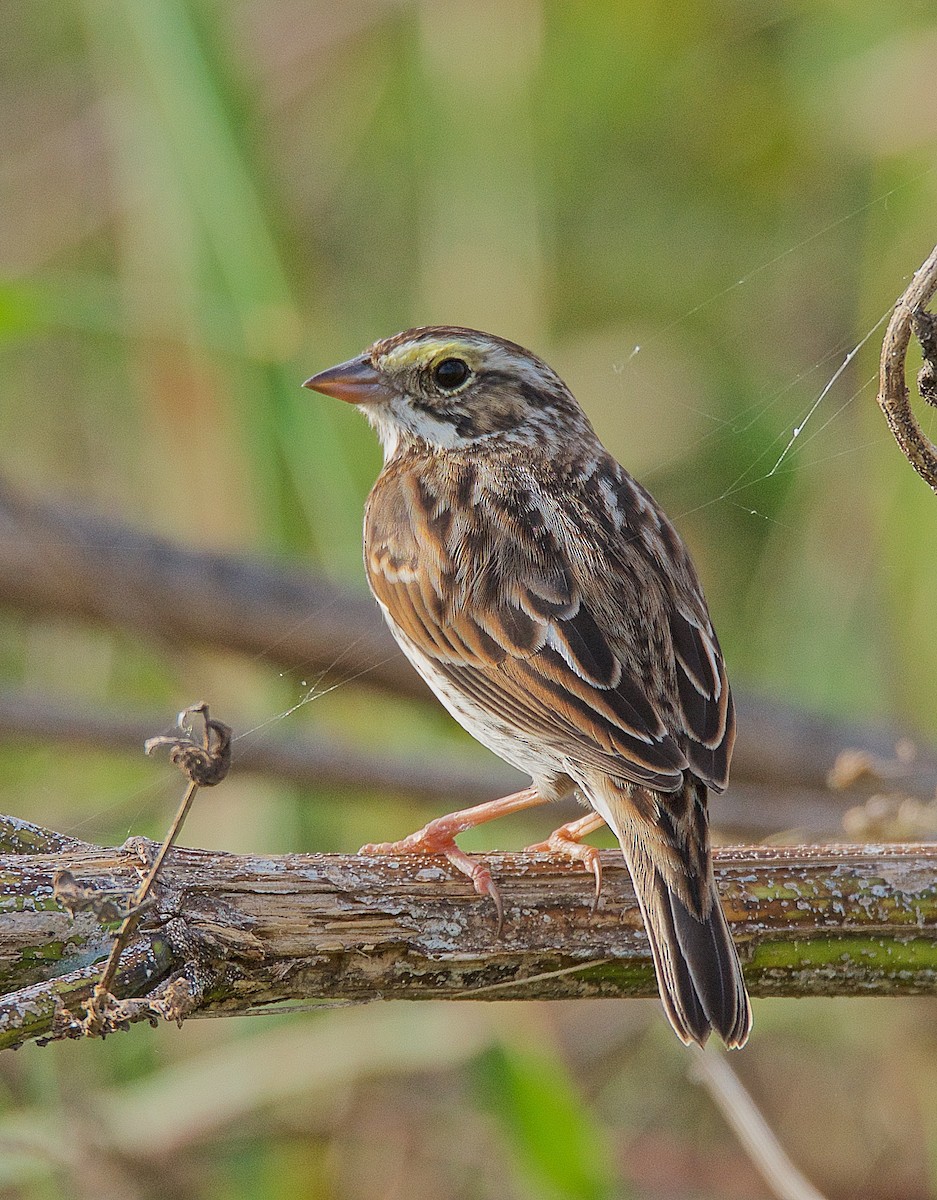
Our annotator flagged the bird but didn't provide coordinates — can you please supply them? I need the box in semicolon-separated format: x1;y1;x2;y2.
304;326;751;1049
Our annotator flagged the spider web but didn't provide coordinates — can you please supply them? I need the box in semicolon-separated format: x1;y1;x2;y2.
65;168;935;839
252;169;935;734
615;170;936;528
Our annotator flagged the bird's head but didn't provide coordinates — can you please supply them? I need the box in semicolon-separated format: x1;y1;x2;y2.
303;326;592;459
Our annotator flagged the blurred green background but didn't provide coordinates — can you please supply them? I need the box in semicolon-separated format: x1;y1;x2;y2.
2;0;937;1196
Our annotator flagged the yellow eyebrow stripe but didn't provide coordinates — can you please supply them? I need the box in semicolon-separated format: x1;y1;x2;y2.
384;340;478;371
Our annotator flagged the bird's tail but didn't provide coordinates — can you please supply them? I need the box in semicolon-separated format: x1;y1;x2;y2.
588;777;751;1049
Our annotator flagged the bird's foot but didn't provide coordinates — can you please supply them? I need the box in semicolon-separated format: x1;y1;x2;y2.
524;811;606;908
359;787;546;936
361;821;504;932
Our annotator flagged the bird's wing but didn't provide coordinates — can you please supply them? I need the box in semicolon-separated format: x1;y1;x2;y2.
365;460;732;791
581;464;735;791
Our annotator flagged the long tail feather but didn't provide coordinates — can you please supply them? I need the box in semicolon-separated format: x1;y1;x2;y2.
587;777;751;1048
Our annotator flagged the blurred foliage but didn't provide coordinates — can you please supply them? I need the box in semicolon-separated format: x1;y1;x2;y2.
474;1039;618;1199
1;0;937;1196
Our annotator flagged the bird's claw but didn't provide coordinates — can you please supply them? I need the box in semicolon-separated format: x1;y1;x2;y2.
525;826;604;910
359;831;503;934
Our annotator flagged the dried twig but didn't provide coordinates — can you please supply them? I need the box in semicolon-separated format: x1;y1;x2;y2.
2;685;936;839
0;687;526;807
690;1050;828;1200
878;242;937;489
64;705;231;1038
0;478;419;697
3;686;936;842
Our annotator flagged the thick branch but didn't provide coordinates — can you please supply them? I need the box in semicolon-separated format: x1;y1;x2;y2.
1;815;935;1051
878;241;937;490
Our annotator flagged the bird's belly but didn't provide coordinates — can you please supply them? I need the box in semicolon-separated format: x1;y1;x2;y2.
381;608;562;786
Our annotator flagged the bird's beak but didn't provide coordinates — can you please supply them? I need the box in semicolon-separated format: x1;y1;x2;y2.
302;355;385;405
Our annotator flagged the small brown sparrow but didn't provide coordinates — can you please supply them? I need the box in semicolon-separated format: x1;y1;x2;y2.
304;327;751;1048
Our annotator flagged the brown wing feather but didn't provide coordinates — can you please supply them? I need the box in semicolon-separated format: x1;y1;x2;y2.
365;458;702;791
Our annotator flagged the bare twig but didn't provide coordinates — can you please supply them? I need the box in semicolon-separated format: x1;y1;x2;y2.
1;678;936;822
3;685;936;841
0;478;420;697
2;485;936;797
878;242;937;489
690;1049;827;1200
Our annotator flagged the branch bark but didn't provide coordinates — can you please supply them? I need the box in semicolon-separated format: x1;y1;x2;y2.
878;241;937;490
2;814;935;1052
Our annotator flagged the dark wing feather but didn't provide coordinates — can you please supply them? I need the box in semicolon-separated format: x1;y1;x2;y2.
669;609;735;791
365;460;691;791
590;465;735;792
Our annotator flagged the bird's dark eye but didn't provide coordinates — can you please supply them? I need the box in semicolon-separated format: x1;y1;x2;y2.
432;357;470;391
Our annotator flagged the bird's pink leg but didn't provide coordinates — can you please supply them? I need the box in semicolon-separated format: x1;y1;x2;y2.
360;786;547;931
525;810;607;904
